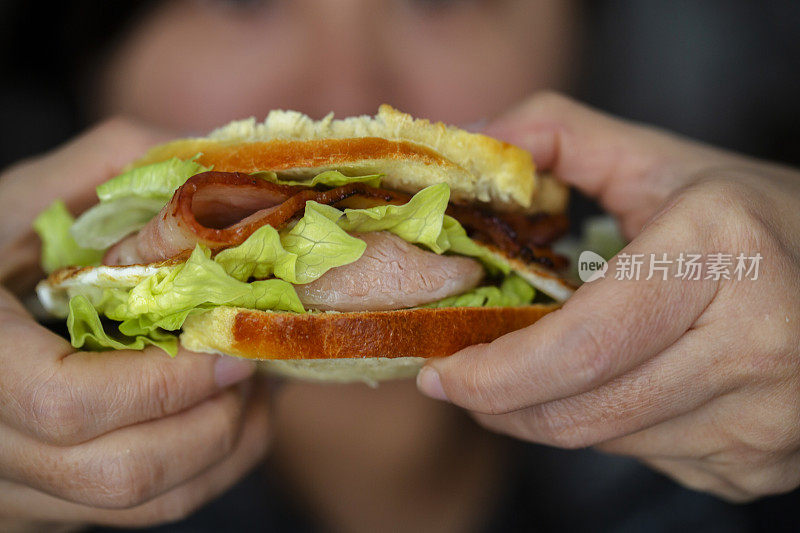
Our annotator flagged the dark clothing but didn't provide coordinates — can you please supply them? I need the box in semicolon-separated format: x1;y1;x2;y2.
94;446;800;532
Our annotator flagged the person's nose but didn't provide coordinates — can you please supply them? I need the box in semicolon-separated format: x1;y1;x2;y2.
297;0;389;117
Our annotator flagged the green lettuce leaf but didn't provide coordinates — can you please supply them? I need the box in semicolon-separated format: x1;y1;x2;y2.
438;215;511;275
338;183;449;249
33;201;104;273
128;246;304;316
339;183;510;274
253;170;382;188
421;274;535;308
215;201;366;284
70;197;167;249
63;245;304;356
119;309;201;337
80;168;379;252
66;285;133;321
68;294;179;354
96;156;210;203
213;225;287;282
69;156;211;250
275;202;367;283
217;183;509;284
49;177;528;356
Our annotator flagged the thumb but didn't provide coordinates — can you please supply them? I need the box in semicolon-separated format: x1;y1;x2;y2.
483;92;738;237
416;195;718;414
0;117;173;291
1;116;174;217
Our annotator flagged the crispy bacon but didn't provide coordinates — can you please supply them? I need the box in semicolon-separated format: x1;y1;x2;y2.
123;172;398;264
445;204;569;269
104;171;568;269
333;189;569;268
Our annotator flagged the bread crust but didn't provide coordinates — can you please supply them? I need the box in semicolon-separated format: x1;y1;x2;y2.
136;138;453;175
180;304;561;361
129;105;569;212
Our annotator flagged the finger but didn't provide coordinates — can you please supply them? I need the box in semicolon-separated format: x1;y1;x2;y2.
483;91;744;235
639;457;752;502
0;292;256;446
595;380;800;463
0;379;271;527
607;421;800;501
594;406;721;460
0;116;172;217
1;382;249;507
0;117;173;287
639;451;800;502
419;196;719;414
468;322;735;449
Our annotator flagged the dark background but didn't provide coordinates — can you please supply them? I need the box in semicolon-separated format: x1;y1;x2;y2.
2;1;799;170
2;1;799;532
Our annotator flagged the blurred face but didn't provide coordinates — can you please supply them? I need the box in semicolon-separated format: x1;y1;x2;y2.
93;0;582;508
99;0;579;131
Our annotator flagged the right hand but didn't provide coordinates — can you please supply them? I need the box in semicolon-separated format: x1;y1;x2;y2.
0;119;271;531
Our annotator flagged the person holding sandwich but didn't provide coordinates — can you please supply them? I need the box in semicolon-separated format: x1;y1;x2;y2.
0;1;799;531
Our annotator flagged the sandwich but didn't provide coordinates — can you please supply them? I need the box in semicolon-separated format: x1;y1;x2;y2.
34;106;573;384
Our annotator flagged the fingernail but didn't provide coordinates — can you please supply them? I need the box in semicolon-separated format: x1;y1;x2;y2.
214;356;256;388
416;367;449;402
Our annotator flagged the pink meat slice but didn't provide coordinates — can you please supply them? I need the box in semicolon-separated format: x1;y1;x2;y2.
103;172;403;266
103;234;141;266
294;232;484;311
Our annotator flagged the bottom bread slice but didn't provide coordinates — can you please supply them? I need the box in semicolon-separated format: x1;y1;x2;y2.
257;357;425;386
181;304;560;384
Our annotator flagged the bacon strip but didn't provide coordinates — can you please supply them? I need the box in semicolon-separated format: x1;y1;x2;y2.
332;190;569;268
120;172;396;264
445;204;569;269
104;171;568;269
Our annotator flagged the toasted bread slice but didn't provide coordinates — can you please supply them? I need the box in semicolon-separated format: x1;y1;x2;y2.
130;105;567;213
179;304;560;384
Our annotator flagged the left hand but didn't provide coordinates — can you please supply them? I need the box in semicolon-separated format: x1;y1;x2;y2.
416;92;800;502
0;119;269;532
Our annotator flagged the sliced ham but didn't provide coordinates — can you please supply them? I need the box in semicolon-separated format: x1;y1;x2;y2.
294;232;484;311
103;235;141;266
103;170;567;269
132;172;295;264
105;172;400;265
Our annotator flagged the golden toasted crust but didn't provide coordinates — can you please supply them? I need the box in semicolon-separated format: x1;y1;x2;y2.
135;138;449;173
130;105;568;213
180;304;560;361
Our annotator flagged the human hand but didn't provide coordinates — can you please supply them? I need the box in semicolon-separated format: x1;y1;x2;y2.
0;120;270;531
417;93;800;502
0;117;164;293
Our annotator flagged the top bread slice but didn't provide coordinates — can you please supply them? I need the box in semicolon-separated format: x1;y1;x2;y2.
131;105;567;213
